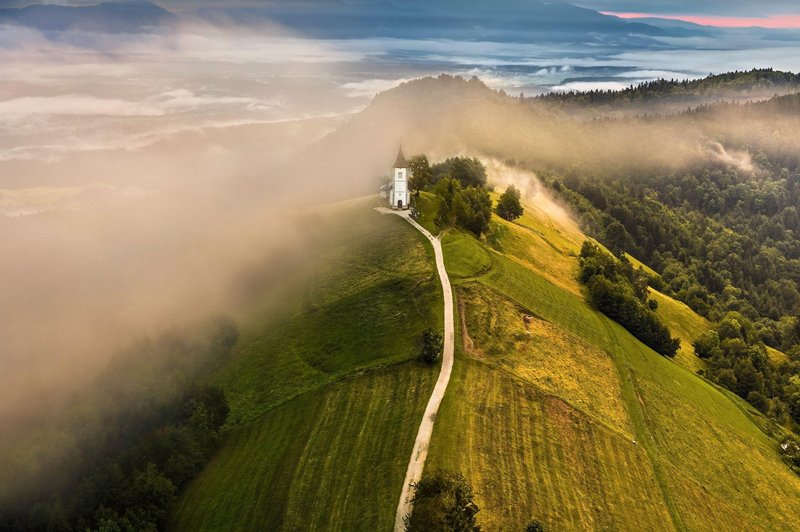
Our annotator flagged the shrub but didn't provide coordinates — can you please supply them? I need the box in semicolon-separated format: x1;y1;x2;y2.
526;520;546;532
405;470;481;532
419;327;444;365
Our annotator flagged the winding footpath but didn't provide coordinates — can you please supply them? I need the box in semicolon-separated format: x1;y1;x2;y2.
375;207;455;531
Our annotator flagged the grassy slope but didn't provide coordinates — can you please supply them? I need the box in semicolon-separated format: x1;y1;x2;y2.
170;199;442;530
171;363;436;531
650;289;710;373
426;195;800;530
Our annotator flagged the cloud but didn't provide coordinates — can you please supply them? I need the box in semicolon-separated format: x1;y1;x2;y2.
339;77;415;98
607;11;800;29
156;88;274;111
574;0;800;17
0;95;164;118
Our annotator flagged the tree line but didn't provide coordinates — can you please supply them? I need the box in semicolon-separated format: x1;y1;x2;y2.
579;241;679;357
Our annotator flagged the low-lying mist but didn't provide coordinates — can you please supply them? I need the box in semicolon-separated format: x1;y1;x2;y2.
0;22;386;441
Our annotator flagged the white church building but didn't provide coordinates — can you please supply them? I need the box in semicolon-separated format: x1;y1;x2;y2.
383;146;410;210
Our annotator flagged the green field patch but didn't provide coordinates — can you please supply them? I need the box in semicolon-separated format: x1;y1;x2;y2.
213;208;441;426
442;230;493;279
649;289;710;373
432;197;800;530
457;282;633;435
635;374;800;531
171;203;444;530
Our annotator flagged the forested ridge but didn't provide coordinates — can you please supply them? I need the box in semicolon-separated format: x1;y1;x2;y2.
538;68;800;107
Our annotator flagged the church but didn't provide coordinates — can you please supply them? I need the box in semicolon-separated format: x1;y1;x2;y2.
383;146;410;210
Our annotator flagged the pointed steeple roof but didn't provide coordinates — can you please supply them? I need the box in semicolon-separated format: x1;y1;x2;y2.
393;146;408;168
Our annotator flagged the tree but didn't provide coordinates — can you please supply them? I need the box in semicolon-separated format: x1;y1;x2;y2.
435;176;462;230
496;185;524;221
457;186;492;237
405;470;480;532
121;464;176;530
409;155;433;195
715;368;738;390
604;220;634;255
746;391;770;414
693;330;721;359
432;157;487;188
419;327;444;365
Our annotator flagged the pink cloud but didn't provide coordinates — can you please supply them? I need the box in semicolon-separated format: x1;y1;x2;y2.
605;11;800;29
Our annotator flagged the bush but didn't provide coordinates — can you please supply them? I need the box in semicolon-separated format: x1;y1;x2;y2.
526;521;546;532
405;470;481;532
419;327;444;365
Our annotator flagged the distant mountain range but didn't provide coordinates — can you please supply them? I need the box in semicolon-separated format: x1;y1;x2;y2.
0;1;175;33
0;0;707;43
191;0;670;43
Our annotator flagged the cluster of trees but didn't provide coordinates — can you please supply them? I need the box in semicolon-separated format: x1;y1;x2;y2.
550;163;800;341
434;175;492;237
694;313;800;423
0;316;240;531
409;155;523;235
547;153;800;424
405;470;480;532
580;241;679;357
431;157;488;188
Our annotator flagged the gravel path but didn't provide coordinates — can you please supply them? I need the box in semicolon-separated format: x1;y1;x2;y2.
376;207;455;531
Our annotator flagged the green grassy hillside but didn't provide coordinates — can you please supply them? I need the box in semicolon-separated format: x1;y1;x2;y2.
426;192;800;530
169;199;442;530
171;363;436;531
